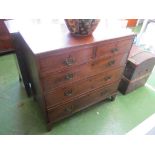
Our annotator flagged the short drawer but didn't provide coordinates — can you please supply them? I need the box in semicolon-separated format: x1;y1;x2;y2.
47;82;119;123
41;52;128;91
95;38;133;59
45;67;123;108
39;46;94;73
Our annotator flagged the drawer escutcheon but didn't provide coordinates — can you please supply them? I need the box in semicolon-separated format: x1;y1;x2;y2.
64;55;75;66
104;76;112;81
111;48;118;53
107;60;115;67
64;89;73;96
65;73;74;80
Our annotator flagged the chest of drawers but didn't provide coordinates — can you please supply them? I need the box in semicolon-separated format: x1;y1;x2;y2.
10;21;135;129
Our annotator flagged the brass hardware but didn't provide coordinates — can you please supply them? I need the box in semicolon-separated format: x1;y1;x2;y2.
65;105;73;112
64;89;73;96
64;55;75;66
111;48;118;53
107;60;115;66
65;73;73;80
104;76;111;81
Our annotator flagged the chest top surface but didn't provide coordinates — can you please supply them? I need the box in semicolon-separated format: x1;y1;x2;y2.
6;20;135;55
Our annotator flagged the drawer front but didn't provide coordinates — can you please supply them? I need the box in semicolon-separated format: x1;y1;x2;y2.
47;82;119;123
39;46;94;73
118;75;150;94
39;38;133;74
95;38;133;59
41;52;128;91
124;58;155;80
45;67;123;108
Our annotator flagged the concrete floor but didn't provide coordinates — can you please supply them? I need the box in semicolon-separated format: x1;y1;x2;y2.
0;54;155;135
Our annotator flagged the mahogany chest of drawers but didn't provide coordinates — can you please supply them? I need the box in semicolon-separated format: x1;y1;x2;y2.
10;21;135;129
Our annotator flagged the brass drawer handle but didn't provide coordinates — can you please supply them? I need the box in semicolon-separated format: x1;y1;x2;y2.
111;48;118;53
65;105;73;112
104;76;112;81
64;56;75;66
64;89;73;96
65;73;73;80
107;60;115;66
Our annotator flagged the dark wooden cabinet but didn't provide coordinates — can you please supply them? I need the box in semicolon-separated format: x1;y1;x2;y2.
119;46;155;94
8;20;135;129
0;19;14;54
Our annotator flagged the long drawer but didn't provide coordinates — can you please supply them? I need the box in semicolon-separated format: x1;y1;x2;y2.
41;52;128;91
45;67;123;108
47;82;119;123
39;38;133;74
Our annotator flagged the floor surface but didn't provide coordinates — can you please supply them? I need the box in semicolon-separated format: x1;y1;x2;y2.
0;54;155;135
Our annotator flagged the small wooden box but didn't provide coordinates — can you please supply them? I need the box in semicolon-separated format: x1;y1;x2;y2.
119;75;150;94
119;48;155;94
